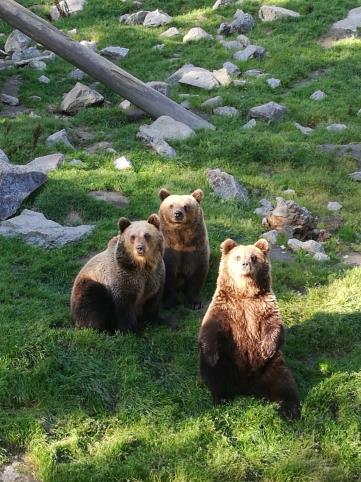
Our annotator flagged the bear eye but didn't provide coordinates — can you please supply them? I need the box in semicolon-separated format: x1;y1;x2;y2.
236;255;241;262
130;235;136;242
184;205;189;211
251;254;257;263
169;204;174;209
144;233;151;241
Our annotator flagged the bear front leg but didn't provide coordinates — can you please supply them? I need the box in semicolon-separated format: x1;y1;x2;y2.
142;289;164;325
184;260;209;310
163;252;179;308
113;297;139;335
199;319;220;367
261;323;285;361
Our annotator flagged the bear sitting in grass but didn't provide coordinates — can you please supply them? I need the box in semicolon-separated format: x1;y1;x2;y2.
198;238;300;419
71;215;165;334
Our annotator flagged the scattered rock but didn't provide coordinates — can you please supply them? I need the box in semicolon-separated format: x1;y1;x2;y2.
30;96;42;102
65;209;83;225
259;5;300;22
349;171;361;181
313;252;330;262
68;68;85;81
60;82;104;115
138;115;194;141
237;34;250;47
327;201;342;212
262;229;279;245
147;81;170;96
125;10;150;25
141;134;176;158
0;149;9;163
319;143;361;163
86;141;114;154
220;40;244;50
207;168;249;202
4;30;33;54
288;238;329;261
242;118;256;129
46;130;73;149
120;81;170;118
39;75;50;84
89;190;129;208
233;45;266;61
79;40;97;51
223;61;240;76
213;0;238;9
152;43;165;51
0;209;95;248
294;122;314;135
11;47;42;62
213;106;238;117
0;458;37;482
283;188;295;196
254;198;274;217
212;68;232;86
219;10;255;35
1;93;19;106
167;64;220;90
26;153;64;174
29;59;46;70
50;0;87;21
310;90;327;101
328;7;361;38
342;251;361;267
67;159;85;167
114;156;132;170
143;10;172;27
119;13;131;23
326;123;347;132
249;101;287;122
183;27;212;43
267;78;281;89
100;46;129;60
0;76;28;118
233;79;247;86
161;27;180;37
244;68;264;77
201;96;223;108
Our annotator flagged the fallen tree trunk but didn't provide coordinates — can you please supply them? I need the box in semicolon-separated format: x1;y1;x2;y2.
0;0;214;130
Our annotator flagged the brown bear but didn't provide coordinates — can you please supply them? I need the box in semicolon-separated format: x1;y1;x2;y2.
71;215;165;334
198;238;300;419
158;188;209;310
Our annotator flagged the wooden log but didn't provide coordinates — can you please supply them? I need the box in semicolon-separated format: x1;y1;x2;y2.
0;0;214;130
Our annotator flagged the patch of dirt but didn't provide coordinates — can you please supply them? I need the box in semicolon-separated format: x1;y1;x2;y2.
270;246;294;263
0;457;38;482
341;251;361;267
0;76;29;117
319;29;361;49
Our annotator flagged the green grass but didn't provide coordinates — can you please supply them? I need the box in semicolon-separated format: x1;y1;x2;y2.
1;0;361;480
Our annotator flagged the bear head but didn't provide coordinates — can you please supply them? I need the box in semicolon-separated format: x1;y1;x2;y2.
117;214;164;269
158;188;204;227
220;238;271;294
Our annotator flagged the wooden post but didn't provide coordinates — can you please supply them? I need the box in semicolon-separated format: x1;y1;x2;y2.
0;0;214;130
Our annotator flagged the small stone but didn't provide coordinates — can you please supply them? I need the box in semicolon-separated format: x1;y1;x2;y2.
86;141;114;154
242;118;256;129
294;122;314;135
233;45;266;61
310;90;327;101
233;79;247;86
254;198;273;217
313;252;330;262
183;27;212;43
125;11;150;25
68;159;85;167
327;201;342;211
80;40;97;51
50;0;87;21
120;81;170;118
357;108;361;116
68;68;85;81
68;28;77;35
4;30;33;53
138;115;195;141
46;129;73;149
283;188;295;196
168;64;220;90
244;68;264;77
29;59;46;70
207;168;249;202
259;5;301;22
326;123;347;132
39;75;50;84
26;153;64;174
213;106;238;117
60;82;104;115
212;0;237;9
119;13;130;23
349;171;361;182
29;111;40;119
161;27;180;37
30;96;42;102
89;191;129;208
267;78;281;89
1;93;19;106
288;238;325;256
180;100;191;109
249;101;287;122
100;46;129;60
201;96;223;108
262;229;279;245
223;61;240;76
152;44;165;50
237;34;250;47
114;156;132;170
212;68;232;86
143;10;172;27
0;149;9;162
11;46;42;61
221;40;244;50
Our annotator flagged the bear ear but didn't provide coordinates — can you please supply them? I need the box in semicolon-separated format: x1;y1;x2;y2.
220;239;237;255
147;213;161;230
159;188;171;201
192;189;203;204
118;217;131;234
255;238;269;254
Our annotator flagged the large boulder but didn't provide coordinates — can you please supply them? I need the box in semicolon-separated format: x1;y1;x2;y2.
330;7;361;35
207;168;249;202
0;209;95;248
50;0;87;21
259;5;300;22
4;30;33;54
60;83;104;115
167;64;220;90
249;101;287;122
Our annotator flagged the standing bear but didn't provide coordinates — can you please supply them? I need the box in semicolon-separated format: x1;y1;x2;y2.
158;188;209;310
71;215;165;334
198;238;300;419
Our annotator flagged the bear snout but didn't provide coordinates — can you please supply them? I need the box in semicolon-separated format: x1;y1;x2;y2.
173;209;184;222
136;244;146;255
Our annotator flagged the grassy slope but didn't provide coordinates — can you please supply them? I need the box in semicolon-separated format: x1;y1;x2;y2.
0;0;361;480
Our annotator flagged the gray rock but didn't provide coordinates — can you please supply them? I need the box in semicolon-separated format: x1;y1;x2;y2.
283;188;296;196
319;143;361;162
67;159;85;167
60;82;104;115
288;239;328;261
30;96;42;102
152;43;165;51
242;118;256;129
125;11;150;25
29;59;46;70
249;101;287;122
357;108;361;116
114;156;132;170
147;81;170;96
89;191;129;208
1;93;19;106
0;459;36;482
310;90;327;101
223;61;240;76
138;115;194;141
267;78;281;89
100;46;129;60
0;159;47;220
50;0;87;21
233;44;266;61
244;68;264;77
207;168;249;202
161;27;180;37
294;122;314;135
218;10;254;35
254;198;274;217
213;106;238;117
4;30;33;54
233;79;247;86
0;209;95;247
12;47;42;61
237;34;250;47
46;129;74;149
183;27;212;43
120;81;170;118
327;201;342;211
331;7;361;34
220;40;244;50
143;10;172;27
349;171;361;181
313;252;330;262
326;123;347;132
167;64;220;90
39;75;50;84
0;149;9;163
201;96;223;108
259;5;300;22
85;141;114;154
212;0;237;9
212;68;232;86
26;153;64;174
119;13;130;23
79;40;97;51
262;229;279;245
68;68;85;81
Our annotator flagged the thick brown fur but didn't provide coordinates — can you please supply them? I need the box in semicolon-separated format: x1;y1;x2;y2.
198;238;300;419
71;215;165;334
158;188;210;310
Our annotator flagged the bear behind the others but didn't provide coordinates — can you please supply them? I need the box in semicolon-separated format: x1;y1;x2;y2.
71;215;165;334
198;238;300;419
158;188;209;310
